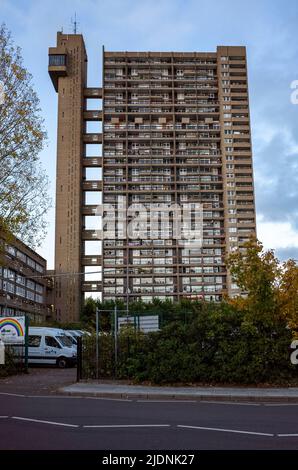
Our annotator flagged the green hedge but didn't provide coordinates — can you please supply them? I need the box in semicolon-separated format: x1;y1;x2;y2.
115;306;295;384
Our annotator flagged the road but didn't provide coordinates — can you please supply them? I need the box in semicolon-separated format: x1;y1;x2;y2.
1;391;298;449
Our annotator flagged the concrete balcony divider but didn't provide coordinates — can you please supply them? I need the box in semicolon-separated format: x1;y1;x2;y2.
84;87;103;99
82;157;102;167
82;180;102;191
83;133;102;144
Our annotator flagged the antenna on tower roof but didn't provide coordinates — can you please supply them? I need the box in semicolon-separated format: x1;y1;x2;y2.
71;13;79;34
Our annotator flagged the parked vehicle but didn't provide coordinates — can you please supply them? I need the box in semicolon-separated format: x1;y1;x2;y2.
28;327;77;368
63;330;78;346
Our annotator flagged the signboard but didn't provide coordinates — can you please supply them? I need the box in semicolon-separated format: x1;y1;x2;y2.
0;339;4;364
0;316;25;344
118;315;159;333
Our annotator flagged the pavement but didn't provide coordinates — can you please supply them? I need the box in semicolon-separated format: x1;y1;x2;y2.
61;381;298;403
0;367;76;395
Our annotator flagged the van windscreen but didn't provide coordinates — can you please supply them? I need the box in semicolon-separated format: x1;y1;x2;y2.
57;335;73;347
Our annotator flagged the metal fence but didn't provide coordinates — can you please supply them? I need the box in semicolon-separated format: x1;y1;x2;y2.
0;343;26;376
77;308;160;381
77;329;146;381
77;334;115;380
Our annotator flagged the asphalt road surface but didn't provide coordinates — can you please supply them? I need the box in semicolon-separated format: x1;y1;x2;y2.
1;392;298;449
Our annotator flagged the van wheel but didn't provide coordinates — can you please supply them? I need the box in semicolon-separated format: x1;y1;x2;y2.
57;357;67;369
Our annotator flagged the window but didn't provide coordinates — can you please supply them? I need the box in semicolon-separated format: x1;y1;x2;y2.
35;284;43;294
6;245;15;256
45;336;61;349
28;335;41;347
35;263;44;273
49;54;66;66
16;274;26;285
6;282;14;294
27;257;35;269
27;280;35;290
16;286;25;297
35;294;43;304
16;250;26;263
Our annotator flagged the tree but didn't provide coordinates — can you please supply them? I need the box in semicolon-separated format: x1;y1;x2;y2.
226;238;282;323
279;259;298;332
0;24;50;248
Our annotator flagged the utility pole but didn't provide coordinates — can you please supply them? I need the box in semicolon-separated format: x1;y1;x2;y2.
95;307;99;380
114;304;118;376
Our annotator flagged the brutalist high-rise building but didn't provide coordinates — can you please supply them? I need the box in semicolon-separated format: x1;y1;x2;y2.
49;32;256;322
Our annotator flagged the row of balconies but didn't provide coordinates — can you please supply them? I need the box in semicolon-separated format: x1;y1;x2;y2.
104;169;219;176
103;74;247;84
105;99;219;105
81;230;230;243
104;124;221;130
105;83;219;91
104;59;218;66
103;186;223;193
105;134;222;141
104;75;218;82
103;158;222;166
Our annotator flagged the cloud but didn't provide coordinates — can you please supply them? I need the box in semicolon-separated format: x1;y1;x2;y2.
1;0;298;265
257;215;298;249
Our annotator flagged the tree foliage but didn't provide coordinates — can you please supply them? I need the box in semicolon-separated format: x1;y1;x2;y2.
226;238;298;331
80;238;298;384
279;259;298;332
0;24;50;248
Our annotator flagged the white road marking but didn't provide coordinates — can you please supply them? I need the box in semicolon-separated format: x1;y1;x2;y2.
85;397;133;402
277;433;298;437
0;392;25;398
201;401;261;406
26;395;84;399
83;424;170;428
12;416;79;428
265;403;298;407
177;425;274;437
137;400;197;403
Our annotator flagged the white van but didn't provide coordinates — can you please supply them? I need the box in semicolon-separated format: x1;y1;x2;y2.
28;327;77;368
64;331;78;346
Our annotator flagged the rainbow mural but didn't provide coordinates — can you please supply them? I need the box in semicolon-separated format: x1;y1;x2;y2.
0;317;25;343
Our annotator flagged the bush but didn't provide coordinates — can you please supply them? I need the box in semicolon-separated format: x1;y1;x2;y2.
79;299;296;385
111;304;295;385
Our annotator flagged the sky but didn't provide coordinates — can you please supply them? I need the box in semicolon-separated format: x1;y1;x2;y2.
1;0;298;268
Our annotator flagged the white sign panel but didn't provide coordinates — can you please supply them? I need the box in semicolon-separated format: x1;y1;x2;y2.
118;315;159;333
0;316;25;344
0;340;4;364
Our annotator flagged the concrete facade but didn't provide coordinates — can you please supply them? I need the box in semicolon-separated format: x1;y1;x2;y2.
0;234;53;322
49;34;256;322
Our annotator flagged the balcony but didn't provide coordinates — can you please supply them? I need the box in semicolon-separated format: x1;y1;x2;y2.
48;49;67;92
